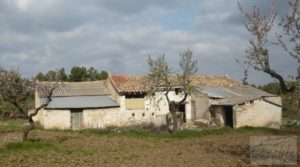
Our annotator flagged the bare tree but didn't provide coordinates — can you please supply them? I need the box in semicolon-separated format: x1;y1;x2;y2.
277;0;300;64
146;49;198;133
0;67;61;141
22;81;61;141
238;1;295;93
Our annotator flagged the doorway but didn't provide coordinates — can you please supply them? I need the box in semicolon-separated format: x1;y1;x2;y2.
178;104;186;122
224;106;233;128
71;109;83;130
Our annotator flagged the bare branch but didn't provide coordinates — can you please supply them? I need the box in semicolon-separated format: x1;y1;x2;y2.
238;1;294;93
146;49;198;133
23;70;63;141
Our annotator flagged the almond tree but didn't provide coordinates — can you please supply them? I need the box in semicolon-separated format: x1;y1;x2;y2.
238;1;295;93
277;0;300;65
0;67;62;141
22;80;61;141
146;49;198;133
0;68;31;118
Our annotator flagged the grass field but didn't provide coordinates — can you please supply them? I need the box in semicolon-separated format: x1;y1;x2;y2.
0;119;299;167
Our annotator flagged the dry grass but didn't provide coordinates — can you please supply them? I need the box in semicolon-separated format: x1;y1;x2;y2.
0;120;299;167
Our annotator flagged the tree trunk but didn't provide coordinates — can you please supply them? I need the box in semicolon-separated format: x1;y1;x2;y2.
264;69;295;93
167;102;178;134
22;105;45;141
23;117;34;141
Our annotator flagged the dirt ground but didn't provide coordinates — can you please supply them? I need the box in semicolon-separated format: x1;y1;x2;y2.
0;122;299;167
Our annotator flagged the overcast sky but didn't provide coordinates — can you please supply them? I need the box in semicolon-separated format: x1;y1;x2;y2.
0;0;298;85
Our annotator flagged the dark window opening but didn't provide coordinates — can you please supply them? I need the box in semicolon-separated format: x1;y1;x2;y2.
178;104;186;122
175;88;181;95
224;106;233;128
132;113;135;117
142;113;145;117
125;93;145;98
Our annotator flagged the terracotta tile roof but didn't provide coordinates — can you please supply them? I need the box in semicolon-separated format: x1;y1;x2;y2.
37;81;110;97
109;75;147;94
109;74;244;94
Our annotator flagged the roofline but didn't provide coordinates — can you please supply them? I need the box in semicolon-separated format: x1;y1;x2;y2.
37;80;107;84
108;73;121;94
44;105;120;110
40;94;112;98
211;97;282;107
262;99;282;107
108;73;149;94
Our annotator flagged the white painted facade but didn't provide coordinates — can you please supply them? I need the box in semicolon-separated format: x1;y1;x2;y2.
33;89;192;130
192;91;282;129
233;99;281;128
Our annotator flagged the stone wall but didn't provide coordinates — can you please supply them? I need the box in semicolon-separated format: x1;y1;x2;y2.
233;99;281;129
83;108;165;128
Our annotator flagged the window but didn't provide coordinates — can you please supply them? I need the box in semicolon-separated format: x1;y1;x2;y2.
175;88;180;95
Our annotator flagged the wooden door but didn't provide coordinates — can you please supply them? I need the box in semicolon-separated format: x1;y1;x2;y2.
71;109;83;130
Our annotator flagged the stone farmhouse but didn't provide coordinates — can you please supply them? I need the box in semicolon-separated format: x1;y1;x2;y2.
33;74;282;130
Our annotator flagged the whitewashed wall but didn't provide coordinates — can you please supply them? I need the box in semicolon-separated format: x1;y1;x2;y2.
83;108;163;128
33;89;192;130
42;109;71;129
146;91;192;122
233;99;281;129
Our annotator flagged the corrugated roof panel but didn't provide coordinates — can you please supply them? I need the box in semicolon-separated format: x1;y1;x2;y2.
197;87;235;98
212;96;261;106
225;87;275;97
43;96;119;109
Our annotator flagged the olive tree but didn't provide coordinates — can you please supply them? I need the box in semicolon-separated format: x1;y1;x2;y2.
146;49;198;133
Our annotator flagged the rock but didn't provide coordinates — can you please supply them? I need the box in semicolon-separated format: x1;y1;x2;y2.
194;119;211;127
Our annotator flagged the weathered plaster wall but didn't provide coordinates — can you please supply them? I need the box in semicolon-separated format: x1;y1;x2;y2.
83;108;164;128
125;98;145;110
234;99;281;129
264;96;282;106
146;91;192;122
42;109;71;129
34;87;192;130
191;93;211;120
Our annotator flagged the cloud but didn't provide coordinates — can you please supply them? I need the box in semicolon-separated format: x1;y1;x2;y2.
0;0;297;85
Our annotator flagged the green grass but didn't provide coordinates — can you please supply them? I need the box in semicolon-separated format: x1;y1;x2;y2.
0;119;44;133
0;119;28;132
78;126;282;139
0;140;57;154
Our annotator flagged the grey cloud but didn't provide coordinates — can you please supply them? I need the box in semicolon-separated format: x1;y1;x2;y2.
0;0;297;85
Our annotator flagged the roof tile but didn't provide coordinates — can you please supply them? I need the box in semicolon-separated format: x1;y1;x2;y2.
37;81;110;97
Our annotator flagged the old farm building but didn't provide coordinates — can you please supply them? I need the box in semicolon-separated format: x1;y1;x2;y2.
33;75;282;129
